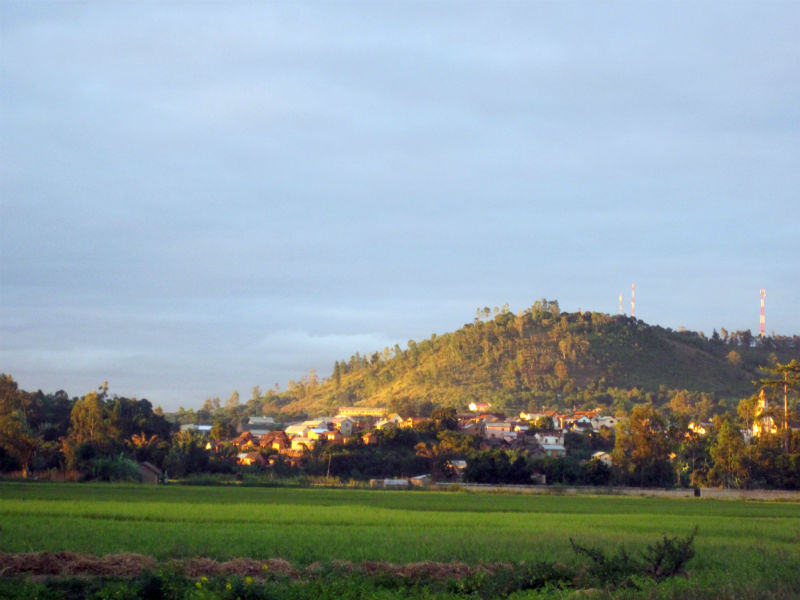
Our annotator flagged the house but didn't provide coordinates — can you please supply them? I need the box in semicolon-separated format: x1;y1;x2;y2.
569;415;593;430
369;478;410;488
231;432;258;450
361;431;379;445
306;428;331;441
484;422;515;439
139;461;162;484
410;474;432;487
469;402;492;412
337;406;387;418
291;437;316;452
245;416;276;436
285;419;327;438
753;389;779;438
237;452;266;467
534;431;565;447
540;443;567;458
259;431;290;452
591;415;619;431
375;414;404;429
180;424;212;433
329;416;355;437
322;430;344;444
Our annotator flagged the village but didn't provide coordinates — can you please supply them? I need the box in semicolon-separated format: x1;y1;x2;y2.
183;404;614;476
176;387;796;488
182;404;635;483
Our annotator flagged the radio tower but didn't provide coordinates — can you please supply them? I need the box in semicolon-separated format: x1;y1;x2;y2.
760;289;766;338
619;294;623;314
631;284;636;318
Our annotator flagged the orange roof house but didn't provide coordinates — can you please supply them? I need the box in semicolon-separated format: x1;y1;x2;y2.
232;432;258;450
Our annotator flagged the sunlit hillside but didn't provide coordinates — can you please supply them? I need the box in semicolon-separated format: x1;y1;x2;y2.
260;300;800;416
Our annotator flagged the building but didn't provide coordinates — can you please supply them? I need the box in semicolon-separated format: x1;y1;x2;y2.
753;389;779;438
337;406;387;418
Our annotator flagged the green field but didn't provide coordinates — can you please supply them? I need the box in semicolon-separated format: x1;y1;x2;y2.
1;482;799;598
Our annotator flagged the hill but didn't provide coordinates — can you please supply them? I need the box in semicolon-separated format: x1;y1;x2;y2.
260;300;800;417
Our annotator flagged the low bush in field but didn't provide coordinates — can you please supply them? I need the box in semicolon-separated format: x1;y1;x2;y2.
569;526;698;588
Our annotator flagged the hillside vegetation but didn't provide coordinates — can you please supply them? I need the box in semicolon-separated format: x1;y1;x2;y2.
261;300;799;416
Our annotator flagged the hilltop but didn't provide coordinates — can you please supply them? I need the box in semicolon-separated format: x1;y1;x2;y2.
254;300;799;417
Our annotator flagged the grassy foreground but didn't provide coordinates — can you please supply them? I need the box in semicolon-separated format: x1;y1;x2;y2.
1;481;799;598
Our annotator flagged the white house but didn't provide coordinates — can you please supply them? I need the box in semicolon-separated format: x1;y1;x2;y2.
329;416;355;437
534;431;565;446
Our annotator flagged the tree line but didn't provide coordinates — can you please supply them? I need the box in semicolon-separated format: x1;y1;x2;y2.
1;360;798;488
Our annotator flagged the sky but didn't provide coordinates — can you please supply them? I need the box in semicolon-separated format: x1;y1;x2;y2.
1;2;798;410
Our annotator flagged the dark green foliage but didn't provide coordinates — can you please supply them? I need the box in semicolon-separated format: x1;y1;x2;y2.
641;527;698;581
90;453;142;482
451;561;575;599
570;527;698;588
463;449;531;484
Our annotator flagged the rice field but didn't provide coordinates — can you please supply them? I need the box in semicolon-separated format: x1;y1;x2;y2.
1;481;799;598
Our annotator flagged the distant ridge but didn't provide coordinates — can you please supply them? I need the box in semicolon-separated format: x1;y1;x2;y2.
265;300;800;416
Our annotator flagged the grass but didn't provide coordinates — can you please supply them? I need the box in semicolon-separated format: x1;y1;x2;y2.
1;481;799;598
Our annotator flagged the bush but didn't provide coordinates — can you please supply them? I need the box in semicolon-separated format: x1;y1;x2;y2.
90;454;142;482
570;526;698;588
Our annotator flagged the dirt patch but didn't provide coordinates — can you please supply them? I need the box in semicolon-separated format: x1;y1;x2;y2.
0;552;498;581
0;552;157;577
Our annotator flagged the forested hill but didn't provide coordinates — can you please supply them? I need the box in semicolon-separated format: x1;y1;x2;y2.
267;300;800;416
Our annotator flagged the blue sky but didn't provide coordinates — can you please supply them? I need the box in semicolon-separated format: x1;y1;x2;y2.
2;2;798;410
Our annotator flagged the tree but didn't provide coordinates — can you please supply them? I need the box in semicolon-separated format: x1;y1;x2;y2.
226;390;240;409
210;419;236;442
430;407;458;432
68;390;115;446
737;394;760;434
612;404;674;487
413;441;454;481
758;360;800;433
0;409;40;478
726;350;742;368
708;416;748;488
675;430;712;487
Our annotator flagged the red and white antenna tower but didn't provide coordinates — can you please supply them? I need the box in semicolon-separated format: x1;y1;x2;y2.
631;284;636;318
760;289;766;338
619;294;623;314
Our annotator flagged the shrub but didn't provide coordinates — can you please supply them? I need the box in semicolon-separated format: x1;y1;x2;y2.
570;526;698;588
90;453;142;482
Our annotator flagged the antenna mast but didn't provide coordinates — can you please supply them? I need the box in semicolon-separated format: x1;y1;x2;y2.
760;289;766;338
631;284;636;319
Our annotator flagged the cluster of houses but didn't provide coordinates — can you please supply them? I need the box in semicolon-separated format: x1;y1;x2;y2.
188;405;622;470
